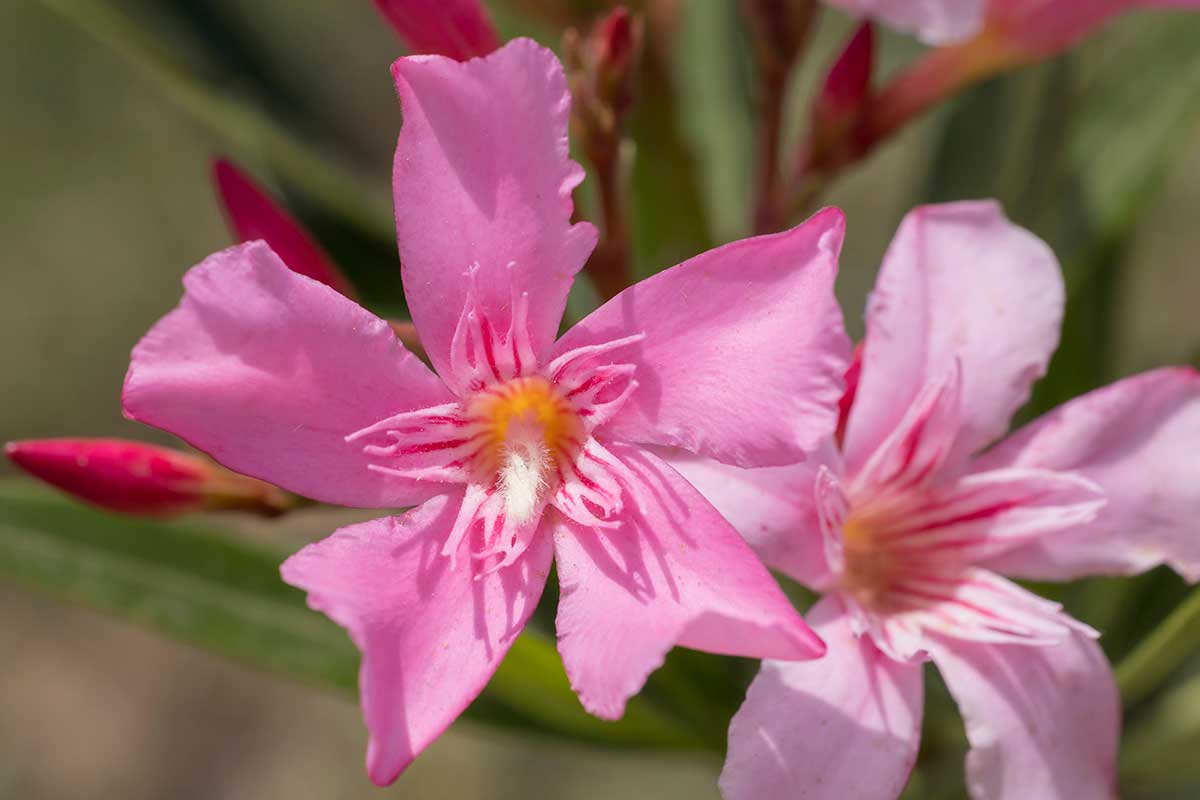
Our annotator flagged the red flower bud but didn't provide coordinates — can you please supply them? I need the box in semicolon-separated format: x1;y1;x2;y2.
372;0;500;61
6;439;290;517
212;159;355;298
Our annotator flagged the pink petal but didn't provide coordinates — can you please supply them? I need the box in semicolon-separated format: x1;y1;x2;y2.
989;0;1200;58
554;208;851;468
844;201;1063;476
373;0;500;61
662;441;839;590
720;594;924;800
977;367;1200;581
824;0;986;44
123;241;452;508
552;443;825;719
392;39;597;381
211;159;354;297
930;633;1119;800
281;494;553;785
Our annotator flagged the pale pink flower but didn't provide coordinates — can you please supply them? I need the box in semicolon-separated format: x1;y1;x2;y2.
826;0;1200;49
122;39;850;784
674;201;1200;799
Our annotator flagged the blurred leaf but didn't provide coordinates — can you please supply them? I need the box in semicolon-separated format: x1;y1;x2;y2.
0;479;706;751
1121;668;1200;794
1118;584;1200;709
672;0;755;244
34;0;397;300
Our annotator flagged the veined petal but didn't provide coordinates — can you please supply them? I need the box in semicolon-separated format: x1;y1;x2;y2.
392;38;597;381
847;360;964;498
867;467;1105;565
977;367;1200;582
554;208;850;468
662;440;840;590
721;594;924;800
123;242;452;508
844;201;1063;476
824;0;985;44
553;444;824;720
280;495;553;786
930;632;1119;800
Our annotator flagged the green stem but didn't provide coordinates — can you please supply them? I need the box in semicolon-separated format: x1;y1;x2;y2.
1117;586;1200;708
35;0;393;240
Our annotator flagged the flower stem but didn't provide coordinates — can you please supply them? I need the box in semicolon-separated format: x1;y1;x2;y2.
34;0;394;241
1117;585;1200;708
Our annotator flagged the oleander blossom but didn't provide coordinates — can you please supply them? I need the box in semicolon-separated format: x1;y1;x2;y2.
673;201;1200;800
824;0;1200;50
122;39;851;785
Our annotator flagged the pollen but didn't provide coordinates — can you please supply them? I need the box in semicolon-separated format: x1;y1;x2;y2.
466;376;583;522
840;514;900;611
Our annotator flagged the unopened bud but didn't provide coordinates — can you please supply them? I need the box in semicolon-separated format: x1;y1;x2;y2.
213;159;356;298
372;0;500;61
6;438;293;517
808;22;874;169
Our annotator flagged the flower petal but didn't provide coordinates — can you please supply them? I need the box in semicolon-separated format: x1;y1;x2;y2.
553;443;825;720
824;0;985;45
123;241;452;508
977;367;1200;581
661;441;839;590
930;633;1119;800
392;39;597;381
280;494;553;786
554;208;850;468
720;594;924;800
844;201;1063;475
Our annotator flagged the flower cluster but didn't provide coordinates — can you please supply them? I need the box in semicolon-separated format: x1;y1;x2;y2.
11;1;1200;798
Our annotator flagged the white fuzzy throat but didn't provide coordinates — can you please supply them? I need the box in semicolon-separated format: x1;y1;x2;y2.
497;434;551;525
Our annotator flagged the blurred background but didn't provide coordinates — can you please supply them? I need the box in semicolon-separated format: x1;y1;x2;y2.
2;0;1200;797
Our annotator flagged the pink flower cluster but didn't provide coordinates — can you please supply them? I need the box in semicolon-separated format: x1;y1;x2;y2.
13;3;1200;798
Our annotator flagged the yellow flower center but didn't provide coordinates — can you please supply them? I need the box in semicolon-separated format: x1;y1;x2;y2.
467;376;583;523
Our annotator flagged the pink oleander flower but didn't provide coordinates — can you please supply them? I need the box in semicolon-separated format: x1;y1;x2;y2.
122;39;850;784
674;201;1200;799
373;0;500;60
825;0;1200;49
5;438;287;516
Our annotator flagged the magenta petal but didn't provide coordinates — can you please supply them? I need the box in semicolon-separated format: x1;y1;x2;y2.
392;39;597;380
931;633;1119;800
553;444;825;720
123;241;452;508
281;495;553;785
824;0;985;44
844;201;1063;475
555;209;850;468
977;367;1200;581
721;594;924;800
662;441;839;589
373;0;500;61
212;159;353;296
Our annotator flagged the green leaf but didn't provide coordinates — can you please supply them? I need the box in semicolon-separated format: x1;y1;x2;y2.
32;0;395;259
672;0;756;245
0;479;704;751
